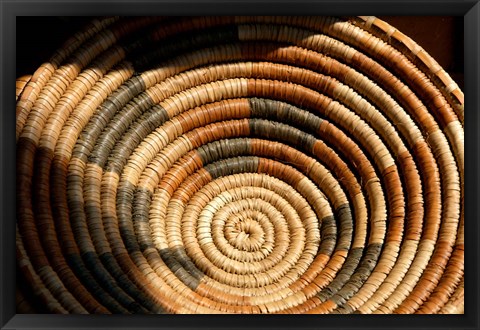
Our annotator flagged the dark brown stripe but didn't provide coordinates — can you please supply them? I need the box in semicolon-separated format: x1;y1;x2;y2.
99;252;161;312
197;138;251;166
116;180;142;254
73;76;146;164
249;118;317;153
204;156;260;179
132;187;155;252
335;204;354;252
248;97;323;135
106;104;170;175
158;247;204;291
331;243;383;312
316;247;363;302
317;215;337;256
88;92;155;167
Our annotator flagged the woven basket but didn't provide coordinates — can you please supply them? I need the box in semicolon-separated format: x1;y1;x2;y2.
16;16;464;314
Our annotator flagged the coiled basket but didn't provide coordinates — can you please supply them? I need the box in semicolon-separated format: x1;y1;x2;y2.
16;16;464;314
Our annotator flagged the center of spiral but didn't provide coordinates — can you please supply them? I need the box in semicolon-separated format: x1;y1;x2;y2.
225;216;265;252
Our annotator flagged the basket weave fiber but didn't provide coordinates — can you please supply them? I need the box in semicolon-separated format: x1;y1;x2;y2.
16;16;464;314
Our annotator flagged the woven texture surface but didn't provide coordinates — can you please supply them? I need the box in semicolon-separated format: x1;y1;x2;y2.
16;16;464;314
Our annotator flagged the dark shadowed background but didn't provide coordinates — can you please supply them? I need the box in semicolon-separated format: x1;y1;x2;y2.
16;16;464;88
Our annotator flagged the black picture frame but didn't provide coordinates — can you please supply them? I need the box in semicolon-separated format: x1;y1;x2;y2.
2;1;478;329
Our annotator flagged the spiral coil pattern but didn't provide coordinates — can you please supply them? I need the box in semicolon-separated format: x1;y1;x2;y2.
16;16;464;314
